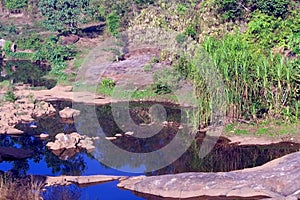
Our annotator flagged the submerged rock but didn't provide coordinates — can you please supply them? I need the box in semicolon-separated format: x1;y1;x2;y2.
46;132;96;160
118;151;300;199
59;107;80;119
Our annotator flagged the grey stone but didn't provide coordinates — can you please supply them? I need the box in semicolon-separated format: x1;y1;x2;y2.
118;152;300;199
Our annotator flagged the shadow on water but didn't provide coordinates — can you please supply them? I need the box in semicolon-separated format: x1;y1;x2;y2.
0;101;299;199
0;60;57;89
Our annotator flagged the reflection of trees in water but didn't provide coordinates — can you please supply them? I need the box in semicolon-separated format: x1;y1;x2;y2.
151;139;300;175
0;135;86;176
2;100;298;177
43;184;81;200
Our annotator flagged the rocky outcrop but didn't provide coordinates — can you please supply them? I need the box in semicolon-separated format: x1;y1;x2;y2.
59;107;80;119
118;151;300;199
0;147;33;162
46;132;97;160
0;98;56;134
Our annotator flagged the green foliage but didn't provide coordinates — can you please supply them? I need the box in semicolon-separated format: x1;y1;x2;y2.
201;33;299;121
6;24;17;34
215;0;244;21
3;41;12;53
245;11;300;50
16;34;41;50
153;68;181;94
176;3;188;15
143;64;152;72
106;11;120;36
4;0;27;10
176;33;187;44
0;80;11;90
32;36;75;64
38;0;91;33
184;25;197;39
101;78;115;88
251;0;290;18
4;90;16;102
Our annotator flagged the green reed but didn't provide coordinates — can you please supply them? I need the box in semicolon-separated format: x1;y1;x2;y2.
191;33;300;123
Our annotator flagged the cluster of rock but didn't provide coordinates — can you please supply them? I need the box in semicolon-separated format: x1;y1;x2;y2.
0;97;56;134
46;132;98;160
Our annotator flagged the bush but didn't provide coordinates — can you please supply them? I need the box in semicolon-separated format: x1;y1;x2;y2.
101;78;115;88
245;11;300;49
215;0;245;21
4;90;16;102
16;34;41;50
106;11;120;36
251;0;290;18
153;68;181;94
4;0;27;10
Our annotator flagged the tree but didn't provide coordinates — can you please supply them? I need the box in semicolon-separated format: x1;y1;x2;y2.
38;0;91;34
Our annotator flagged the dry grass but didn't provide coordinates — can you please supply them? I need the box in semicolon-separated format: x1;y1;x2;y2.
0;175;46;200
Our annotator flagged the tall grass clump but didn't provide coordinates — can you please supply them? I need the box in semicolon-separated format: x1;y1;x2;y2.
0;175;44;200
174;33;299;125
201;33;299;122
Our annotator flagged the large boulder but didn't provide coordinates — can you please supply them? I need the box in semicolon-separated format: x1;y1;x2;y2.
118;151;300;199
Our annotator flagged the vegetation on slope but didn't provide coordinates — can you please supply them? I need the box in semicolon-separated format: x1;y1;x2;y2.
0;0;299;124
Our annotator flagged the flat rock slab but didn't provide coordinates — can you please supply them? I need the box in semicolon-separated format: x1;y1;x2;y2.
118;152;300;199
44;175;125;187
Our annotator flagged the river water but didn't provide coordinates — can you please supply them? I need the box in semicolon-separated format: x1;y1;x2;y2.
0;101;299;200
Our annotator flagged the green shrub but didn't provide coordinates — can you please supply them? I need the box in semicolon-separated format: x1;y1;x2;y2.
107;11;120;36
6;24;17;34
245;11;300;49
4;0;27;10
176;3;188;15
4;90;16;102
153;68;181;94
176;33;187;44
16;34;41;50
184;25;197;39
251;0;290;18
215;0;244;21
101;78;115;88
